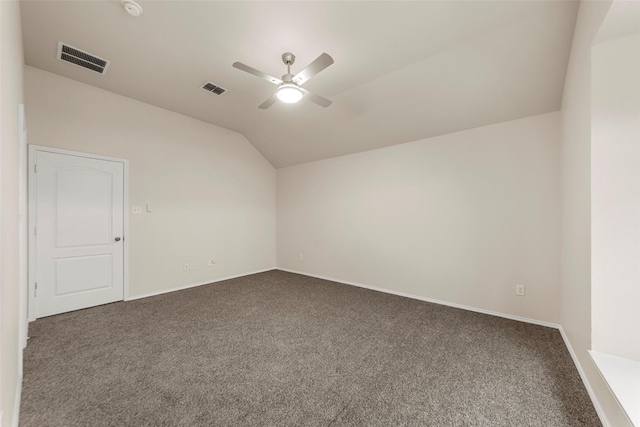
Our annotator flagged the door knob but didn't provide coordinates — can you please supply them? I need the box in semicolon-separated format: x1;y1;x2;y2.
114;237;121;242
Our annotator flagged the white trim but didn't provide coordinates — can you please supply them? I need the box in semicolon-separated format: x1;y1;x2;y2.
122;160;130;300
589;351;637;426
18;105;28;349
27;145;36;322
559;329;611;427
15;105;27;427
27;145;129;321
27;144;127;164
11;374;22;427
277;268;560;329
126;268;276;301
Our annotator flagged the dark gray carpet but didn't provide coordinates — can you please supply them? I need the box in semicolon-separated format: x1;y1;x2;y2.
20;270;601;426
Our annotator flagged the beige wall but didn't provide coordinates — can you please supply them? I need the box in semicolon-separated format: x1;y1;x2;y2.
25;66;276;299
278;112;561;324
591;32;640;361
1;1;25;425
560;1;631;425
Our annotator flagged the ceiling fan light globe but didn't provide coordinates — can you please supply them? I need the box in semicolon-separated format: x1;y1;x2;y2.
277;85;303;104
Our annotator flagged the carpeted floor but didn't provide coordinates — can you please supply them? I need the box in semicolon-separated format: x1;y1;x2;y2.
20;270;601;426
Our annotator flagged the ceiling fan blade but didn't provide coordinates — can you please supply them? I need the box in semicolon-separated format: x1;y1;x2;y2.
232;62;283;85
299;87;332;108
292;53;334;85
258;93;279;109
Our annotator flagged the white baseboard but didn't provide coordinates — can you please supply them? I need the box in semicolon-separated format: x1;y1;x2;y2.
12;374;22;427
125;268;276;301
276;268;560;329
559;328;610;427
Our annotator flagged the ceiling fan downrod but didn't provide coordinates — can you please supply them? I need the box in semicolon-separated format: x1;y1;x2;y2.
282;52;295;82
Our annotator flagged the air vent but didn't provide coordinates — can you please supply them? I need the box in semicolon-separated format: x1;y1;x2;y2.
202;81;227;95
57;42;110;75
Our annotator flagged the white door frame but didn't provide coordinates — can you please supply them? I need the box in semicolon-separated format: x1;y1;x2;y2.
28;145;130;321
18;105;28;350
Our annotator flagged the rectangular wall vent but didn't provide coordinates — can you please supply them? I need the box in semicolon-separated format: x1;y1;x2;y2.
57;42;110;75
202;81;227;95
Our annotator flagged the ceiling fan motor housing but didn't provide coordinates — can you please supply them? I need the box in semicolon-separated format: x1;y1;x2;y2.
282;73;295;83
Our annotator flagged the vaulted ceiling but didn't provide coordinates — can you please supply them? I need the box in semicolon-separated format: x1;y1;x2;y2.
20;1;579;168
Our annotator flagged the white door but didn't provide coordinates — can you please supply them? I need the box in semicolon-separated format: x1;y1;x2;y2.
33;150;125;317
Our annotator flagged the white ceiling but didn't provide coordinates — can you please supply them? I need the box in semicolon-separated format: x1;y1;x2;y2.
20;1;579;168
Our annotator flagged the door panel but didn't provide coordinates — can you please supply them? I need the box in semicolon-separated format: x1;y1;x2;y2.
54;254;113;295
35;150;124;317
55;167;113;247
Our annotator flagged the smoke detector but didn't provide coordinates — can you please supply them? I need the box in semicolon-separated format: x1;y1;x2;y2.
122;0;143;17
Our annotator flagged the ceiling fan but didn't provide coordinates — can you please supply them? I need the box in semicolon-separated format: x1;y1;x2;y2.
233;52;334;109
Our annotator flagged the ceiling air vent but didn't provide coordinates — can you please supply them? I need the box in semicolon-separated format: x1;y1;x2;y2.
57;42;110;75
202;81;227;95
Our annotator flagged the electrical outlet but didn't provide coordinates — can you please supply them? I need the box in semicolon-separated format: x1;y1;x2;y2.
515;284;526;296
207;259;216;267
189;263;195;270
131;206;143;214
298;254;304;261
183;263;189;271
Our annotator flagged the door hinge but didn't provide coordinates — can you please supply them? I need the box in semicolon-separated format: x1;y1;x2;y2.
34;282;38;297
34;226;37;236
34;164;37;173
